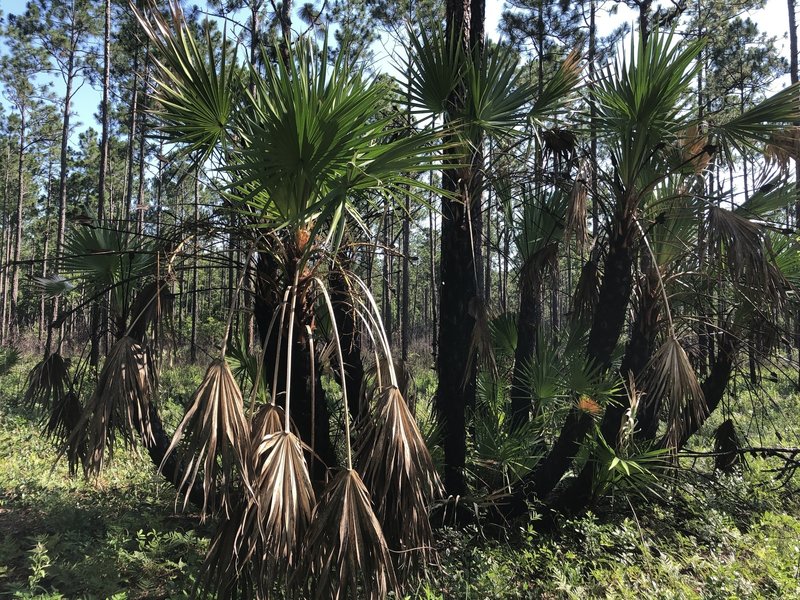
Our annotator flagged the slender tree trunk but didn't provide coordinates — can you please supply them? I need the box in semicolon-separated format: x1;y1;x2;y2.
10;111;26;338
136;41;151;236
0;143;11;344
436;0;485;497
125;48;140;223
39;164;53;349
91;0;112;366
190;169;199;362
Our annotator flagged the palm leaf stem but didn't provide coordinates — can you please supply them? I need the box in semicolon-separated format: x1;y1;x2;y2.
314;277;353;468
283;269;301;432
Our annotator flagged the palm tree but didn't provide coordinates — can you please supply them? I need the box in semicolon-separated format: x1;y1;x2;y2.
503;27;800;516
27;2;444;596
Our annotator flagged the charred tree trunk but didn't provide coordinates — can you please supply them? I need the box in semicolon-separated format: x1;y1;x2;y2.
509;261;544;429
436;0;486;498
330;262;364;422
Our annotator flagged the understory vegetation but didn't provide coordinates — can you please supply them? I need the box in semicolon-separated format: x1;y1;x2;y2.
1;359;798;599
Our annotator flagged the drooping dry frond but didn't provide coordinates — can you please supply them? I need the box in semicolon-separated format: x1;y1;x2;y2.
196;501;257;599
571;253;601;325
359;356;412;413
677;124;712;174
294;469;398;600
250;402;285;442
44;391;84;476
128;279;173;342
641;335;705;448
199;431;315;598
466;296;496;383
765;126;800;175
355;387;442;574
708;206;785;304
542;127;578;162
565;160;589;249
243;431;315;587
66;336;155;476
23;353;70;412
162;359;250;519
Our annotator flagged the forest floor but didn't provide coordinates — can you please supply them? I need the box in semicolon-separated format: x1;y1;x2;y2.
1;360;799;599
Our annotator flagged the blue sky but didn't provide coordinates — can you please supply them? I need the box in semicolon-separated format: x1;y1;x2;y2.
0;0;793;147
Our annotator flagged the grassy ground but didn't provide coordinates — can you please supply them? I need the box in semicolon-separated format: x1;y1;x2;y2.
1;361;799;599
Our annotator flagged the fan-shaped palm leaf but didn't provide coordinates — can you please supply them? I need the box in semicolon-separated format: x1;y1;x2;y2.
161;359;250;519
66;336;156;476
133;0;236;162
355;387;442;573
294;469;398;600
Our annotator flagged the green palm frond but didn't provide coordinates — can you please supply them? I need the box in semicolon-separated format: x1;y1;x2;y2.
593;29;703;189
489;312;518;359
466;42;537;138
406;24;463;118
712;83;800;162
226;40;442;236
134;0;237;162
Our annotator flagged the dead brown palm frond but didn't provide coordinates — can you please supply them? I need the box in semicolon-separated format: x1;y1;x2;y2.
359;356;413;415
677;124;712;174
466;296;496;385
250;402;286;443
242;430;315;588
294;469;398;600
765;126;800;175
65;336;156;476
355;386;442;575
128;279;173;342
196;500;258;599
542;127;578;161
23;353;70;412
642;335;705;449
571;251;601;325
161;359;250;520
708;206;785;303
565;160;589;249
44;391;84;476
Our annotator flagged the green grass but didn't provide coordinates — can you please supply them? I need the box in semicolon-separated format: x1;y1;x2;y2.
1;360;799;599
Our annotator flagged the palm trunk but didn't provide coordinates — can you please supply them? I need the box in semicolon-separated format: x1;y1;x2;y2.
509;261;543;429
254;243;337;480
507;215;637;515
330;262;364;421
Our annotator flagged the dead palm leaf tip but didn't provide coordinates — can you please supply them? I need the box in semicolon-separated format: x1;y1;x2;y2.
355;386;442;575
199;430;315;599
66;336;155;477
247;431;315;579
162;358;250;520
23;353;70;412
294;468;398;600
642;335;705;448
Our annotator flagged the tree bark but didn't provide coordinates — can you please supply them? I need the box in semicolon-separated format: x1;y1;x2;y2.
436;0;486;496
